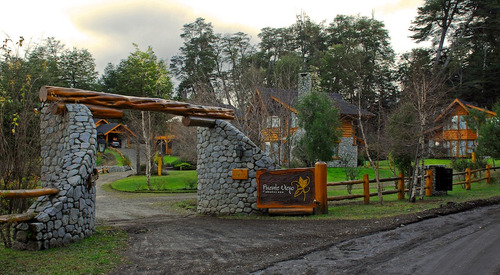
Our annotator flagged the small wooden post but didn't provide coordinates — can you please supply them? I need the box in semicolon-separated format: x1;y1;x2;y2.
398;172;405;200
314;162;328;214
363;174;370;205
466;168;471;190
486;165;491;184
158;156;162;176
425;169;433;197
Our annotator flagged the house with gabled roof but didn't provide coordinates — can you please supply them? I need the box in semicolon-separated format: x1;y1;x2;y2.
94;119;137;148
246;73;373;167
429;98;496;158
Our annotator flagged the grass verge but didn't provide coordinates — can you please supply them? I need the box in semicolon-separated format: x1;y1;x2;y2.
110;170;197;192
0;226;128;275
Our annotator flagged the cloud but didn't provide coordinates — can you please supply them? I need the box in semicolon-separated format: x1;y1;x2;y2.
377;0;424;15
70;0;259;72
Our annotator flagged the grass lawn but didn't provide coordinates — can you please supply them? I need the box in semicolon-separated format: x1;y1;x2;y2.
110;170;197;192
327;167;394;183
326;179;500;219
96;149;128;166
162;155;179;165
0;227;127;275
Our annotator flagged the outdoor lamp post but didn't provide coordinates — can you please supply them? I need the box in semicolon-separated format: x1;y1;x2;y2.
97;137;106;154
235;144;244;158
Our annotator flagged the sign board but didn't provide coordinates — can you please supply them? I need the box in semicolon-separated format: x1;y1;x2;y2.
232;168;249;180
257;168;315;208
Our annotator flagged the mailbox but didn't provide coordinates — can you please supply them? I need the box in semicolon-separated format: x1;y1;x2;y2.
434;166;453;191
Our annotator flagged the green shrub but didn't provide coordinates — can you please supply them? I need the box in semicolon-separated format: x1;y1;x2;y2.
185;179;197;189
174;162;192;170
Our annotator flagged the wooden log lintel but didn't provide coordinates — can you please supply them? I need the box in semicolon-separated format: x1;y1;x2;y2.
182;116;217;128
40;86;235;120
51;103;124;119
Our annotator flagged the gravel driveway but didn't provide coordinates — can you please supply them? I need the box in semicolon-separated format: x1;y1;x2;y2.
95;169;500;274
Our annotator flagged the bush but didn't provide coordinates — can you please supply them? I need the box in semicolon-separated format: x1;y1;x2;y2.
450;157;489;172
185;179;197;189
174;162;192;170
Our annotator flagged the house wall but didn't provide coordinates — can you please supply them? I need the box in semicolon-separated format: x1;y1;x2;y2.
327;137;358;168
440;105;476;157
197;120;275;215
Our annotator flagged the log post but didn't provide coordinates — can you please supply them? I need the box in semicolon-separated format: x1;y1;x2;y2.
466;168;471;190
486;165;491;184
314;162;328;214
398;172;405;200
182;116;217;128
425;169;433;197
158;156;162;176
363;174;370;205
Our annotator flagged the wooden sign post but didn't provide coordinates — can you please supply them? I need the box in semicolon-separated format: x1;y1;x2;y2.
257;168;316;215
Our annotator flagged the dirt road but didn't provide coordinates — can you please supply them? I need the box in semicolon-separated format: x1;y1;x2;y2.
256;203;500;275
95;171;196;226
96;172;500;274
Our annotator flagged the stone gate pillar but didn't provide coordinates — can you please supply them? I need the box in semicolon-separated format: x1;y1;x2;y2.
196;120;275;215
12;104;97;250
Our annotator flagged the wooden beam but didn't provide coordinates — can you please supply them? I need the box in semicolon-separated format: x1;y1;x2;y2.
182;116;217;127
40;86;235;120
0;212;37;223
0;188;59;199
268;208;314;215
52;103;124;119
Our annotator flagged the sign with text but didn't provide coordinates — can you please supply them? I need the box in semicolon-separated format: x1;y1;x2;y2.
257;168;315;208
232;168;249;180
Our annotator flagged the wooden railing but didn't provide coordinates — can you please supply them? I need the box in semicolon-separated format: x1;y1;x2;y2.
326;165;497;204
0;188;58;223
327;173;407;204
452;165;497;190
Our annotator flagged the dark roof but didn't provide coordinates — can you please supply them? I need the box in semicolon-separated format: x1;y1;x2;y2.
435;98;496;122
257;88;374;117
96;123;119;135
96;123;137;137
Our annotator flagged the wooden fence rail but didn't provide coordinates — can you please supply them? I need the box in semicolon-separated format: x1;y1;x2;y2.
0;188;59;223
326;165;497;204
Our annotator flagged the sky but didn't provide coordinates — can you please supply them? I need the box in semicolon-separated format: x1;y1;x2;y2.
1;0;424;73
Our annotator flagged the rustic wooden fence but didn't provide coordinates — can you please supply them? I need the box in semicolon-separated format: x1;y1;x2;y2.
324;165;498;204
0;188;58;223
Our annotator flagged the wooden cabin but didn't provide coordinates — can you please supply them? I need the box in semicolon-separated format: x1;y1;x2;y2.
246;87;373;167
430;99;496;158
94;119;137;148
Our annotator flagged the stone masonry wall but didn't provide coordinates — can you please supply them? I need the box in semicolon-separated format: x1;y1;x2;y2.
327;137;358;168
12;104;97;250
197;120;275;215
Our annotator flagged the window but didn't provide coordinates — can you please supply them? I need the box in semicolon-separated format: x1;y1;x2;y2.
271;116;280;128
451;141;457;156
459;140;467;156
467;140;475;154
332;142;339;158
451;115;459;130
264;142;271;155
291;112;297;128
459;116;467;130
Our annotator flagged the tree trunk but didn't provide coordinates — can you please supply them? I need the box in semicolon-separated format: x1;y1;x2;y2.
141;111;152;190
136;142;141;175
